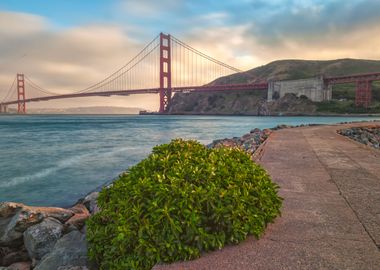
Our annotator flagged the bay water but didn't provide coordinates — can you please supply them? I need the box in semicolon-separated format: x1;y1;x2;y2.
1;114;379;206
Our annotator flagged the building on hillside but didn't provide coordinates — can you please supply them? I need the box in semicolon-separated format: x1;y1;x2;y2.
267;77;332;102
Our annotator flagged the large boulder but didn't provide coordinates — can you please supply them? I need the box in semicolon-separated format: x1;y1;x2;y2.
5;261;32;270
34;231;88;270
23;217;63;260
31;207;74;224
0;202;74;247
82;192;99;214
1;246;29;266
0;203;23;218
57;266;89;270
64;204;90;230
0;203;44;247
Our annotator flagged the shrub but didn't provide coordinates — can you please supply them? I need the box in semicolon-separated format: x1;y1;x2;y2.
86;139;282;270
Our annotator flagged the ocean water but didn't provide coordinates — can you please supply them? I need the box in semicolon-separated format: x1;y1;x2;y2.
1;114;379;207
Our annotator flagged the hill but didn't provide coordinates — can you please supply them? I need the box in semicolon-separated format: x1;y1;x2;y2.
213;58;380;84
169;58;380;115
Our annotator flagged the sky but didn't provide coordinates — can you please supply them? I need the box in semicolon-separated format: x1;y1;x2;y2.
1;0;380;111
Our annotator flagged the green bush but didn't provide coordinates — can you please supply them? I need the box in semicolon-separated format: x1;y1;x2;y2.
86;139;282;270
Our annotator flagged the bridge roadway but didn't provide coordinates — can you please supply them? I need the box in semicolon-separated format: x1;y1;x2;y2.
155;122;380;270
1;72;380;111
0;83;268;106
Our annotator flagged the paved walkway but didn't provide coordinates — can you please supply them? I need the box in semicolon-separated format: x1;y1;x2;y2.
156;122;380;270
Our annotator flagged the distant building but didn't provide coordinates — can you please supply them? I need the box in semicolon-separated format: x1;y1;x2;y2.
267;77;332;102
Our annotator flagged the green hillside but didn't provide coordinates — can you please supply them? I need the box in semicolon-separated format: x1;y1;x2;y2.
170;58;380;115
213;58;380;84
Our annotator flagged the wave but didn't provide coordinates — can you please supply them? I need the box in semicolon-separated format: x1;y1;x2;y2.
1;146;142;188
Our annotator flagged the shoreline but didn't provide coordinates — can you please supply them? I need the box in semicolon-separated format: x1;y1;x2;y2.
1;120;379;269
164;113;380;117
1;112;380;117
70;118;380;208
60;118;380;209
2;115;380;210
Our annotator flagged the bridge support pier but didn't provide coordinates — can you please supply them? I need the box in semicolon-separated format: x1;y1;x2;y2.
159;33;172;113
355;80;372;108
0;104;5;113
17;73;26;114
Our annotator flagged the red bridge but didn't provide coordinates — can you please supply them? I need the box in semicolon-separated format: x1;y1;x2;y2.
0;33;379;114
0;33;267;114
324;72;380;108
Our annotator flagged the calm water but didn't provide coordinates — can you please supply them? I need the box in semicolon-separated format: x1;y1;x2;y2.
1;114;379;207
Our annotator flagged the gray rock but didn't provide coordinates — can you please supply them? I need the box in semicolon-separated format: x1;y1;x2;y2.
23;217;63;260
0;203;23;219
339;127;380;149
1;248;30;266
0;207;44;247
0;202;74;247
83;192;99;214
64;204;90;230
34;231;88;270
57;266;89;270
5;261;31;270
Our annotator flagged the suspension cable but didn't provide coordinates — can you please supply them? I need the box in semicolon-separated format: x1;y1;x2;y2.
1;76;17;102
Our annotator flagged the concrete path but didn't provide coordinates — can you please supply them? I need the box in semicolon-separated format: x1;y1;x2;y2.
155;122;380;270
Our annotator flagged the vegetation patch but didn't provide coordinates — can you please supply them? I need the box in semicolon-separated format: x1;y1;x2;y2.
87;139;282;270
318;81;380;113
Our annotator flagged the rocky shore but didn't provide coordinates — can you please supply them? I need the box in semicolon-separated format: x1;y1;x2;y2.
0;126;275;270
1;122;378;270
338;126;380;149
0;193;99;270
208;128;272;157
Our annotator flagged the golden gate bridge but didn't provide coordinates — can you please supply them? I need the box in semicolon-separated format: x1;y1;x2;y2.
1;33;379;114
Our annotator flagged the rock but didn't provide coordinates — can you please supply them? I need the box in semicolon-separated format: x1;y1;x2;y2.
1;247;30;266
0;203;23;219
64;205;90;230
208;127;272;158
0;246;13;265
34;231;88;270
241;133;252;140
57;266;89;270
0;206;44;247
0;203;74;247
62;223;78;235
6;261;31;270
23;217;63;260
30;207;74;223
339;126;380;149
82;192;99;214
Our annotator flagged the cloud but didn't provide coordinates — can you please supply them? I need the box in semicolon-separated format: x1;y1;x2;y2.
2;1;380;111
176;0;380;70
0;11;48;36
241;0;380;45
0;11;162;110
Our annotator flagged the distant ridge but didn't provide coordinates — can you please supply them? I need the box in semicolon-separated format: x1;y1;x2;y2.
213;58;380;84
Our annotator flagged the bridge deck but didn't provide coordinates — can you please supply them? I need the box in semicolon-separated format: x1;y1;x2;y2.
1;83;268;106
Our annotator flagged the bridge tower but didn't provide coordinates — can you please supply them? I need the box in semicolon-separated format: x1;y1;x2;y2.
17;73;26;114
159;33;172;113
355;80;371;108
